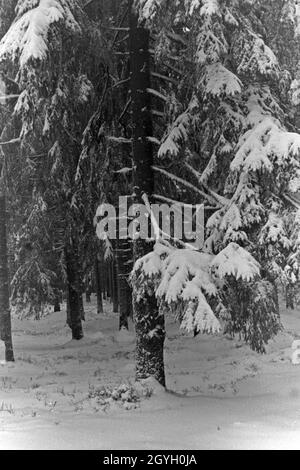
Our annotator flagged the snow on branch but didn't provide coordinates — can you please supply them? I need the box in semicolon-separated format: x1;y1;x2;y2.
0;0;81;68
211;243;260;281
158;112;189;157
259;212;291;250
203;63;242;97
158;96;198;158
199;0;220;18
132;242;221;334
231;117;300;173
132;239;261;335
134;0;167;22
235;34;279;79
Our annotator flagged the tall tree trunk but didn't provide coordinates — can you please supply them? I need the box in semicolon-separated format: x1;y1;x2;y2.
117;238;132;330
53;294;61;312
106;260;111;300
95;255;103;314
112;255;119;313
85;272;93;303
129;4;165;387
0;182;14;362
65;246;84;340
79;293;85;321
54;300;61;312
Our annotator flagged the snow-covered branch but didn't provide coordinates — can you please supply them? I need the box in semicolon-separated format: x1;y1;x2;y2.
152;165;219;207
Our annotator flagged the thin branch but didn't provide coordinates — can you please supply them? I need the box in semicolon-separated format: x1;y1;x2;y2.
167;32;188;46
0;94;20;100
107;136;132;144
283;192;300;209
151;71;178;85
146;88;168;102
154;194;216;211
83;0;96;9
119;98;132;123
112;6;129;48
114;167;134;174
0;137;21;146
147;136;160;145
103;26;129;32
151;110;164;118
111;77;130;89
0;73;19;89
184;163;229;206
152;165;219;207
163;62;182;76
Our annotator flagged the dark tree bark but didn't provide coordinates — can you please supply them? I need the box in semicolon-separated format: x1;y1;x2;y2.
129;4;165;387
95;256;103;314
112;255;119;313
53;298;61;312
116;238;132;330
66;288;71;326
85;272;93;303
0;182;14;362
106;260;111;300
79;293;85;321
65;246;84;340
286;285;295;310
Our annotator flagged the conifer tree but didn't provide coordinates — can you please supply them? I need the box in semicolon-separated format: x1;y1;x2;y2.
129;0;165;386
0;171;14;361
0;0;106;336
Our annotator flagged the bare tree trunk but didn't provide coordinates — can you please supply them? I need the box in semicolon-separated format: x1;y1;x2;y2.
0;183;14;362
54;295;61;312
112;255;119;313
106;260;111;300
85;271;93;303
95;256;103;314
129;4;165;387
116;238;132;330
65;246;84;340
79;293;85;321
66;288;71;326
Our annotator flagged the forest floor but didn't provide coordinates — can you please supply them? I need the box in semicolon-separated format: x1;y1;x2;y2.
1;297;300;449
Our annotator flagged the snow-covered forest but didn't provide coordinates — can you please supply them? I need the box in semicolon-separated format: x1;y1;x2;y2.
1;0;300;450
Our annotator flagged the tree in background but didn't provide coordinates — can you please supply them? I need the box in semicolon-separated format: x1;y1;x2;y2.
0;170;14;361
0;0;108;338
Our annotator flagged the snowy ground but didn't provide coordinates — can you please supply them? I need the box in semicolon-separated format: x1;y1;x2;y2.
1;296;300;449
